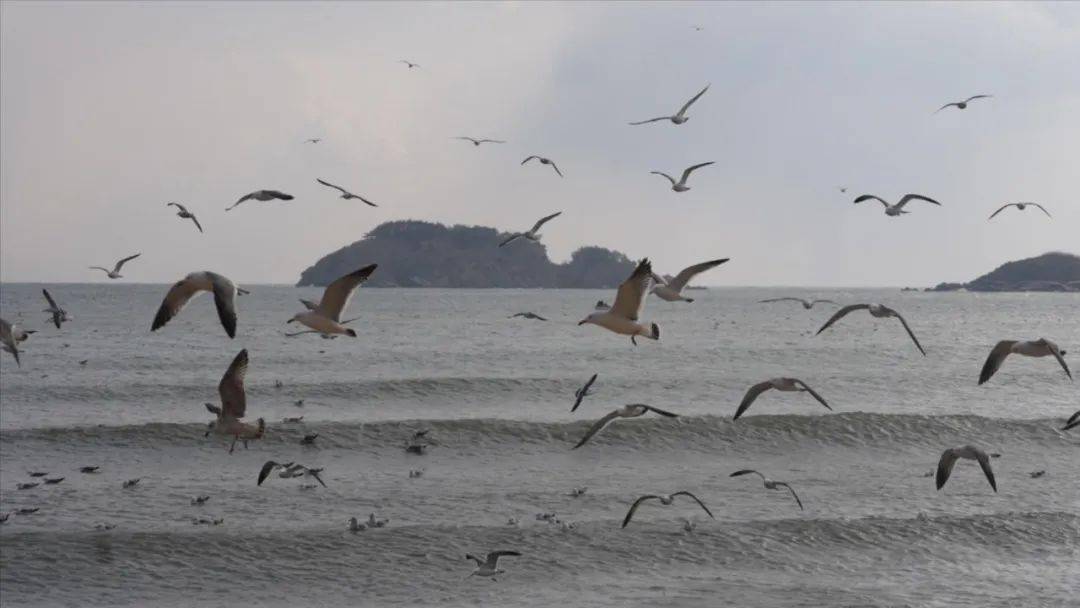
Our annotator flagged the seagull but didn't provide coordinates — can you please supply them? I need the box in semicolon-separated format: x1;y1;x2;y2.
204;349;265;453
629;84;710;126
28;472;48;477
226;190;294;211
733;378;832;420
978;339;1070;385
573;404;678;449
40;289;72;329
398;60;419;69
839;186;848;193
347;517;367;532
651;258;729;302
151;271;242;338
257;461;325;487
465;551;521;580
315;179;378;207
854;193;941;217
578;259;661;345
89;253;141;279
510;312;547;321
498;212;561;247
571;373;598;412
816;303;926;355
166;202;203;233
1063;411;1080;431
367;513;389;528
1029;470;1046;479
594;300;610;310
16;508;40;515
123;478;141;489
651;162;714;192
17;482;39;490
79;466;99;474
935;94;992;113
521;156;563;177
293;399;305;407
730;470;804;510
305;138;321;144
936;445;997;492
987;202;1052;220
301;433;319;445
283;416;303;423
1;318;22;367
44;478;64;485
287;264;377;337
455;137;505;146
569;486;588;498
409;469;424;478
191;495;210;505
758;297;837;310
621;491;714;528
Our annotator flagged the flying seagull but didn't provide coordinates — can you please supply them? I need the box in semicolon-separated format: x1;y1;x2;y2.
987;202;1052;220
204;349;265;453
498;211;561;247
759;297;837;310
455;137;505;146
288;264;377;337
629;84;710;126
305;138;321;144
816;303;926;356
89;253;141;279
571;373;598;412
854;193;941;217
1062;411;1080;431
42;289;72;329
226;190;294;211
978;339;1070;385
935;94;992;113
521;156;563;177
651;258;729;302
166;202;203;233
730;469;804;510
510;312;547;321
578;259;660;345
2;318;23;367
398;60;419;69
733;378;832;420
621;491;714;528
465;550;521;580
651;162;714;192
573;404;678;449
936;445;997;492
151;272;242;338
257;461;324;487
315;179;377;207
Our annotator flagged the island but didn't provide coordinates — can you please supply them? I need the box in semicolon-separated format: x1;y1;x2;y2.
927;251;1080;292
296;220;637;288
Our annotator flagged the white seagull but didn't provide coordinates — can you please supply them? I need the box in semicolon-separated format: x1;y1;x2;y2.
987;202;1052;220
521;156;563;177
465;550;521;580
733;378;832;420
651;161;714;192
151;271;242;338
758;297;837;310
257;461;326;487
166;202;203;233
498;212;561;247
854;193;941;217
621;491;714;528
226;190;294;211
629;84;710;126
455;136;505;146
2;318;24;367
651;258;729;302
978;339;1070;385
571;373;598;412
578;259;660;345
315;179;377;207
936;445;997;492
288;264;377;337
89;253;141;279
816;303;926;356
730;469;804;510
42;289;72;329
935;94;992;113
573;404;678;449
204;349;265;453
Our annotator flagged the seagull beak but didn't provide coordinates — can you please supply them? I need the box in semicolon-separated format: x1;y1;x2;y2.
577;319;587;326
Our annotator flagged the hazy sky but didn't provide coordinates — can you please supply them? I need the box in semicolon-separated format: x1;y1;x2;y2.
1;1;1077;286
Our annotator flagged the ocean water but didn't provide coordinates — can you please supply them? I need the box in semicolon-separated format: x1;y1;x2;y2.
0;284;1077;607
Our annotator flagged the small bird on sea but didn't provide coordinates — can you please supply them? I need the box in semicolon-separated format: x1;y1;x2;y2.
151;271;243;338
89;253;141;279
629;84;710;126
651;258;729;302
191;495;210;505
759;297;837;310
294;399;305;407
594;300;610;310
498;212;562;248
409;469;424;478
521;156;563;177
935;445;997;492
123;478;140;489
734;378;832;420
510;312;547;321
935;94;992;113
301;433;319;445
569;486;588;498
465;551;521;581
282;416;303;423
287;264;377;337
366;513;389;528
622;491;714;528
573;404;679;449
455;136;505;146
651;162;714;192
79;466;100;474
42;289;72;328
988;202;1051;220
571;373;598;412
16;508;40;515
978;338;1070;385
854;193;941;217
166;202;203;233
17;482;39;490
730;469;804;510
315;178;378;207
28;471;48;477
816;303;926;355
226;190;294;211
1029;470;1046;479
347;517;367;532
579;259;660;345
204;349;265;453
44;477;64;485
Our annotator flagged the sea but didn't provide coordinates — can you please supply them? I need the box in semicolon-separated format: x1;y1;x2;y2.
0;284;1077;607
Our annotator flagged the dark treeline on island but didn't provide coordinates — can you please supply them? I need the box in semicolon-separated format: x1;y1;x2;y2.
928;252;1080;292
296;220;636;288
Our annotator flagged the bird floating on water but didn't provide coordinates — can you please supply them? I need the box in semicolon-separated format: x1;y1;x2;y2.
191;495;210;505
816;303;926;356
498;212;561;248
44;477;64;485
854;193;941;217
936;445;997;492
573;404;678;449
651;162;714;192
978;338;1070;385
622;491;714;528
629;84;709;126
123;478;141;489
89;253;141;279
301;433;318;445
730;469;804;510
166;202;203;233
152;271;242;338
579;259;660;345
734;378;832;420
651;258;729;302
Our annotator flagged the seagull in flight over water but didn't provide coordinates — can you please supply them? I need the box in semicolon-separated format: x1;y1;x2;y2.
42;289;72;329
987;202;1052;220
854;193;941;217
510;312;547;321
315;179;378;207
733;378;832;420
521;156;563;177
935;94;992;113
621;491;714;528
465;550;521;580
629;84;710;125
651;162;714;192
204;349;265;453
571;373;598;412
759;297;837;310
651;258;729;302
579;259;661;345
730;469;804;510
455;136;505;146
573;404;678;449
498;212;561;247
288;264;377;337
226;190;294;211
152;271;243;338
166;203;203;233
89;253;141;279
936;445;997;492
816;303;926;355
978;338;1070;385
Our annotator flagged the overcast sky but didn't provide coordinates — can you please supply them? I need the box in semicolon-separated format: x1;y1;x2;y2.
1;1;1077;286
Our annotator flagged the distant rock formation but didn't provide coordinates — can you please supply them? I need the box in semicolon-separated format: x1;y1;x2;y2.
927;252;1080;292
296;220;637;288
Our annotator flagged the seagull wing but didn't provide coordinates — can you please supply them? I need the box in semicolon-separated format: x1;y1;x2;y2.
853;194;890;208
672;491;715;518
641;404;679;417
205;403;222;415
886;307;926;356
611;259;653;321
571;374;598;412
964;94;992;103
934;102;961;113
267;190;294;200
895;194;942;210
935;448;959;490
621;495;660;528
809;299;838;306
454;137;478;144
189;215;203;233
549;161;563;177
973;447;997;492
1030;203;1052;218
629;116;671;125
152;275;208;333
477;139;505;144
209;272;238;339
759;297;805;304
776;483;804;510
530;211;562;233
666;258;729;291
521;156;538;165
1047;341;1072;380
978;340;1017;385
316;178;350;195
42;289;60;312
730;469;765;481
734;381;773;420
113;254;141;273
679;161;715;184
227;192;257;210
486;550;521;567
815;304;870;335
793;379;832;410
166;202;186;212
987;203;1015;220
499;233;523;247
675;84;710;118
316;264;378;322
218;349;249;418
572;409;622;449
257;461;278;486
299;299;319;310
650;171;677;186
309;469;327;488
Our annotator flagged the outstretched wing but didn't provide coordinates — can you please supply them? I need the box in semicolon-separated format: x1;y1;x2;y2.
205;403;222;415
209;273;238;339
759;297;804;304
113;253;141;273
1062;410;1080;431
895;194;942;210
776;483;804;510
571;374;598;412
42;289;60;311
886;307;926;356
257;461;277;486
629;116;670;125
987;203;1014;220
498;233;523;248
676;84;710;117
152;276;206;333
672;491;715;518
1029;203;1052;218
667;258;729;291
815;304;870;335
621;495;660;528
549;161;563;177
572;410;622;449
317;264;378;322
964;94;992;103
218;349;249;418
611;259;653;321
730;469;764;480
679;161;715;184
641;404;678;417
189;215;203;233
935;449;959;490
974;448;997;492
530;212;562;233
734;381;773;420
650;171;676;185
853;194;889;208
934;102;961;113
521;156;538;165
793;379;832;410
316;178;350;195
978;340;1016;385
1047;341;1072;380
809;300;837;307
166;202;186;212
